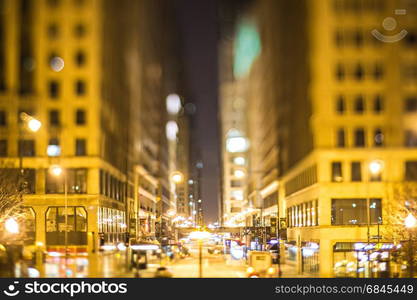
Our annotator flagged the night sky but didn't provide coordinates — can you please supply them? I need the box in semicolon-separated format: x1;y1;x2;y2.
175;0;220;223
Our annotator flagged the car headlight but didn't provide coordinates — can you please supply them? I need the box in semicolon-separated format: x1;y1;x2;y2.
267;267;275;274
246;267;255;273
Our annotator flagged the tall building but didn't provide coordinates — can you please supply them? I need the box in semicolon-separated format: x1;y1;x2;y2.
0;0;184;254
221;0;417;277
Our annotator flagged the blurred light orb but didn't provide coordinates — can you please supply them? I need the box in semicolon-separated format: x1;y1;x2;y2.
234;156;245;165
166;94;182;115
50;56;65;72
234;169;246;178
369;160;383;175
47;145;61;157
196;161;203;169
166;121;179;141
226;137;249;153
50;165;63;177
405;213;417;229
5;218;19;234
171;171;184;184
27;118;42;132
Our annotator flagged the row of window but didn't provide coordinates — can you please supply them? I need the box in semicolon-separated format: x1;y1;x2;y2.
331;160;417;182
285;165;318;196
0;138;87;157
99;170;127;203
335;63;383;81
335;95;383;114
336;96;417;114
48;80;87;98
287;200;319;228
98;207;126;234
287;198;383;227
336;127;383;148
331;198;382;225
47;22;87;40
0;109;87;126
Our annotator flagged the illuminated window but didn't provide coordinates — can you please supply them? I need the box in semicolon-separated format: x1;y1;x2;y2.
331;162;343;182
332;199;381;225
374;128;384;147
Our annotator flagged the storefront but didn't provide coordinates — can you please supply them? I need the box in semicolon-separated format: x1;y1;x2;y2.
301;241;319;274
333;242;400;278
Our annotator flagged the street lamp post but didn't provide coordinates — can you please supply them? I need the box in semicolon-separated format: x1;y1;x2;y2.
50;165;68;277
367;160;383;278
189;230;211;278
404;213;417;278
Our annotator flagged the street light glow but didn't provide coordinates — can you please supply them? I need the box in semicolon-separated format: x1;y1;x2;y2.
27;118;42;132
234;169;245;178
369;160;383;175
171;171;184;183
405;213;417;229
50;165;63;177
189;230;211;240
5;218;19;234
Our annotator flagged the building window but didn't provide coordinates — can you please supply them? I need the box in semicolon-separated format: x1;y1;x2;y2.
374;128;384;147
354;128;365;147
46;168;87;194
18;139;35;156
75;51;86;67
354;95;365;114
0;139;7;156
353;30;363;47
75;109;86;125
336;64;345;81
47;23;59;39
331;198;382;225
45;206;87;245
336;96;345;114
354;64;364;81
331;162;343;182
336;128;345;147
373;64;384;80
373;95;383;113
49;80;59;98
0;110;6;126
405;161;417;181
405;130;417;147
49;109;60;126
75;80;86;96
335;30;343;47
74;24;86;38
351;162;362;181
75;139;86;156
405;97;417;112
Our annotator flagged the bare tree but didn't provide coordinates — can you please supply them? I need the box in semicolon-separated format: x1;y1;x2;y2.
0;167;24;225
382;183;417;276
